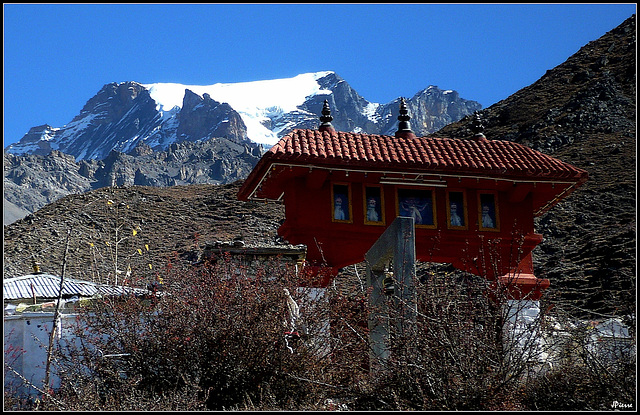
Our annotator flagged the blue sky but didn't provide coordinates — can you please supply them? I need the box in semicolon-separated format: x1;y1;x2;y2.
3;3;636;148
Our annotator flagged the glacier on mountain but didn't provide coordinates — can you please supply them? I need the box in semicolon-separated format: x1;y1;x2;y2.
142;71;334;146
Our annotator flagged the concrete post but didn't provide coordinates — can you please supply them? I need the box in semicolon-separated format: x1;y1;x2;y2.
365;216;416;370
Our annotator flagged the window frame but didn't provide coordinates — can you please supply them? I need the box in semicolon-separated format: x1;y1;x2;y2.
396;186;437;229
477;191;500;232
331;182;353;224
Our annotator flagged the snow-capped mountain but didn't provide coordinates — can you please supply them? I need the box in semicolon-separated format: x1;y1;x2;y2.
143;71;334;146
5;71;481;161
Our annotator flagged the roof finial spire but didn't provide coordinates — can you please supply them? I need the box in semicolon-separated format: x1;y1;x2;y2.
471;111;487;141
395;97;416;139
318;99;335;133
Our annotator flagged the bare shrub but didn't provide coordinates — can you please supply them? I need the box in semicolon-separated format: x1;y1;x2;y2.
41;255;372;410
345;268;532;410
7;254;633;411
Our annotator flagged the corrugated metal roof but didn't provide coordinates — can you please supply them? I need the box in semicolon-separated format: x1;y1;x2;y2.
3;274;148;301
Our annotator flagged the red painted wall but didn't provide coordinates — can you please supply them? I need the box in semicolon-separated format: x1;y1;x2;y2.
278;170;543;282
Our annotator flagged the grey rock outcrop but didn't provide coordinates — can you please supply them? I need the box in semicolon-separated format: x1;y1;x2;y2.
4;151;99;216
3;136;262;224
176;91;248;144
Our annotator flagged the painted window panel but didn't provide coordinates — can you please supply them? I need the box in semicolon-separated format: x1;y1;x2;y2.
364;185;385;225
397;187;436;228
447;190;467;229
478;192;499;231
331;183;352;223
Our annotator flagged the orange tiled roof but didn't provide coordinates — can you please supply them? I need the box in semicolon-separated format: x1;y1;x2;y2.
238;129;589;202
266;129;587;180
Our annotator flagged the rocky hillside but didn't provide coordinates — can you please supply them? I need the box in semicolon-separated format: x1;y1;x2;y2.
3;137;262;224
3;15;635;318
2;181;285;286
433;14;636;316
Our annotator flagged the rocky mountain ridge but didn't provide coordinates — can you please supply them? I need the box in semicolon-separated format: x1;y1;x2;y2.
3;137;262;224
5;72;481;161
5;82;251;160
4;72;480;224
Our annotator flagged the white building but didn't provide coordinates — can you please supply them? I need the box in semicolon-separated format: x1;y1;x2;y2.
4;273;150;398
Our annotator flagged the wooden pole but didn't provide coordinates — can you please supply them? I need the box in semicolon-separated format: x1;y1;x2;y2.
44;228;71;394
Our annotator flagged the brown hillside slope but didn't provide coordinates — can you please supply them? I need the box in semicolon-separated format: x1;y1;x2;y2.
433;15;636;315
3;183;285;286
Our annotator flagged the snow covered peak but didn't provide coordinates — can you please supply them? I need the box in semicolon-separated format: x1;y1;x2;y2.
5;71;481;160
143;71;333;113
142;71;334;145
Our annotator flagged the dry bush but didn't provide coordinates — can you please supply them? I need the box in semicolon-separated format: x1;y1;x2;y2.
6;254;634;411
343;269;533;410
38;255;371;410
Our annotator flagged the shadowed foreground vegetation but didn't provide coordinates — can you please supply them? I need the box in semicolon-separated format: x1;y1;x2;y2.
4;254;635;411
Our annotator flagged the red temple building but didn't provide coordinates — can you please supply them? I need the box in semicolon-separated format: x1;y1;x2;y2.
238;100;588;300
